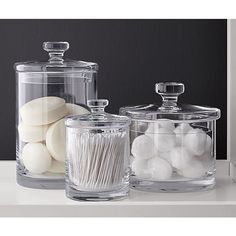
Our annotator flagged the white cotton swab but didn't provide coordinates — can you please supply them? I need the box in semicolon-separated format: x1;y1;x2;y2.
66;128;129;191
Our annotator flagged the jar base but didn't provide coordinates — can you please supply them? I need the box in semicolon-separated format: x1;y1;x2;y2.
130;175;215;193
66;185;129;201
17;173;65;189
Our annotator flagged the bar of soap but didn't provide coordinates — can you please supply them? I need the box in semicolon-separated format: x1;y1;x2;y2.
154;128;176;152
66;103;90;115
132;159;151;179
18;123;49;142
22;143;52;174
48;160;65;173
170;146;193;170
131;135;157;160
184;128;207;156
147;157;172;180
46;118;66;162
20;96;67;126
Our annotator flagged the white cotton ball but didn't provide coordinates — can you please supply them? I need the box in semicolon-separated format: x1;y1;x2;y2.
147;157;172;180
198;152;214;172
174;123;193;146
22;143;52;174
159;151;172;164
170;146;193;170
184;128;207;156
178;159;206;179
145;119;175;138
131;135;157;160
154;128;176;153
157;119;175;131
204;135;212;154
145;122;159;138
132;159;151;179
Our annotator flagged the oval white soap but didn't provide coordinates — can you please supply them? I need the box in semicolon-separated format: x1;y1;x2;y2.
22;143;52;174
46;118;66;162
66;103;90;115
18;123;49;142
48;160;65;173
20;96;67;126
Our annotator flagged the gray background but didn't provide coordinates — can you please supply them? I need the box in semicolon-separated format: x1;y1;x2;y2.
0;19;227;160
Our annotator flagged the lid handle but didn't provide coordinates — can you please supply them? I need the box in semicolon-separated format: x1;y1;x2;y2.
156;82;184;111
43;42;69;63
87;99;109;113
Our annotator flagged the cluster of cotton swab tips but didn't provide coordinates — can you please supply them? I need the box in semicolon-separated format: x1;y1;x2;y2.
66;129;129;191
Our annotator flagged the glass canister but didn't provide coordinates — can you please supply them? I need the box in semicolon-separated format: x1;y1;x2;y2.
65;99;131;201
120;82;221;192
14;42;98;189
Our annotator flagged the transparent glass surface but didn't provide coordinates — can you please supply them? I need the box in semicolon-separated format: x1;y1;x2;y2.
65;99;131;201
15;42;98;189
120;82;220;192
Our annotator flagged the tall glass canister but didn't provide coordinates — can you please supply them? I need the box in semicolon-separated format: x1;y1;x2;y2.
14;42;98;189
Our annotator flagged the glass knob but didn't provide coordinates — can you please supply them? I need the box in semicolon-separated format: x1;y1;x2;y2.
156;82;185;111
43;42;69;63
87;99;109;113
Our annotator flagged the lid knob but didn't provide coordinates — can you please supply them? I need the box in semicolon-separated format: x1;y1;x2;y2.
43;42;69;63
156;82;184;111
87;99;109;113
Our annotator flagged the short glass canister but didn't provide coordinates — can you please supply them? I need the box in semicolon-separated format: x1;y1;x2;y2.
120;82;221;192
15;42;98;189
65;99;131;201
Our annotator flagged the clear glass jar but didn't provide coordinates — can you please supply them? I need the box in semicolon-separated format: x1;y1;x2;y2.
65;99;131;201
120;82;221;192
14;42;98;189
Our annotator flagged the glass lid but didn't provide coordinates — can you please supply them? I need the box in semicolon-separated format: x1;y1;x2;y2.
65;99;131;129
14;42;98;72
120;82;221;123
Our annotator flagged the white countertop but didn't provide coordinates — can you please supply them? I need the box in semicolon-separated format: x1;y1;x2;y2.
0;160;236;217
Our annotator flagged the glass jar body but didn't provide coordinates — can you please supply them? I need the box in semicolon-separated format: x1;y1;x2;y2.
16;71;97;189
128;119;216;192
65;126;130;201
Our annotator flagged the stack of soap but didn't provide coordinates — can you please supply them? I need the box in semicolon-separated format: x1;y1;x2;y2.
131;119;213;180
18;96;89;175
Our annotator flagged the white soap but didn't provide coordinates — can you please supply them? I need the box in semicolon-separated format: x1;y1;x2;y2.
170;146;193;170
178;159;206;178
184;128;207;156
66;103;90;116
22;143;52;174
46;118;66;162
20;96;67;126
48;160;65;173
18;123;49;143
131;135;157;160
154;128;176;153
174;123;193;146
132;159;151;179
147;157;172;180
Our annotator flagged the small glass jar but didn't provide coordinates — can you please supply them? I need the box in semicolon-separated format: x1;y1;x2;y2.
120;82;221;192
65;99;131;201
14;42;98;189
